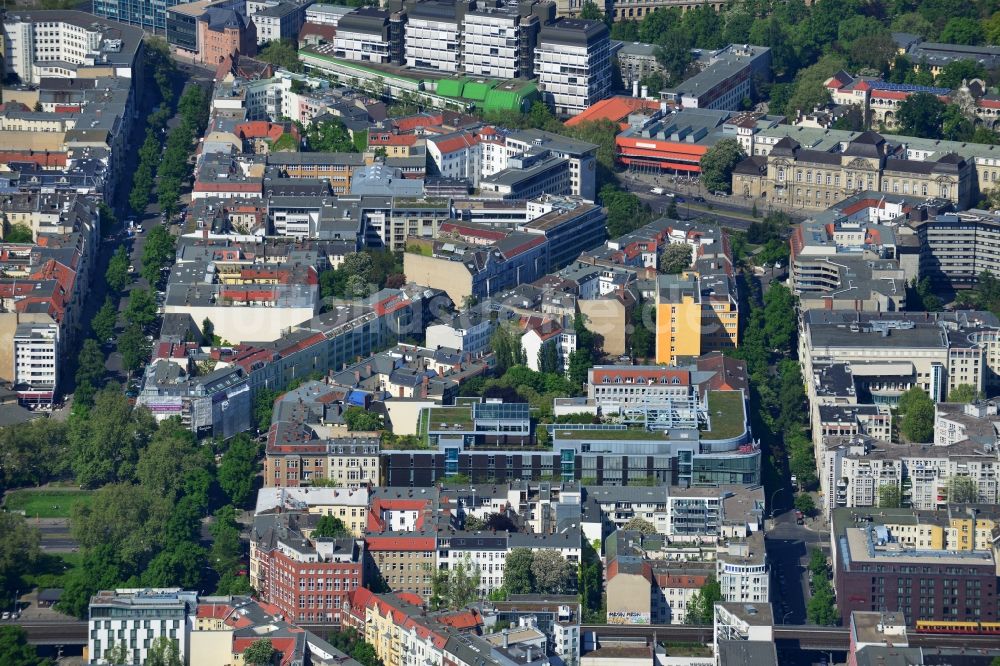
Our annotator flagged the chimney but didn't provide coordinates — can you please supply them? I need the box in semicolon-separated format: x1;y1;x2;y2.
502;630;509;649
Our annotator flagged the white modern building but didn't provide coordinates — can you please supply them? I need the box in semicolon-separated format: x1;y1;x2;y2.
404;0;469;73
88;588;196;665
13;321;59;408
534;17;611;117
332;7;391;63
505;129;599;201
716;533;769;604
249;0;306;45
2;11;143;84
462;7;522;79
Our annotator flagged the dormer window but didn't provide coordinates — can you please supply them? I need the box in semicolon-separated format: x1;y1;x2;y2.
671;377;680;384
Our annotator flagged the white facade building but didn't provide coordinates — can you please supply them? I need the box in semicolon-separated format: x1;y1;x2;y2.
88;588;196;665
13;321;59;407
332;8;391;63
534;18;611;117
404;3;463;73
462;9;520;79
716;533;768;604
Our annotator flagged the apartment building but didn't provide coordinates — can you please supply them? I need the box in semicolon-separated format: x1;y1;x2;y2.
716;532;769;605
654;270;739;366
505;129;599;202
832;508;998;624
88;589;197;665
250;511;366;625
141;287;426;438
12;322;59;408
534;18;611;117
606;558;714;625
267;152;366;194
255;486;371;536
265;420;382;489
912;209;1000;289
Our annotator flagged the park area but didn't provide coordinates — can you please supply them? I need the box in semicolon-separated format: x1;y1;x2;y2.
3;489;93;518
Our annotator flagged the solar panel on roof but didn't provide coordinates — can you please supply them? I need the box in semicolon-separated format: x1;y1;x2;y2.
869;81;951;94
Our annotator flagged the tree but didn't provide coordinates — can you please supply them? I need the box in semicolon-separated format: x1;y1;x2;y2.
92;297;118;342
939;17;983;45
808;548;827;578
807;576;838;626
538;340;560;374
253;388;281;432
305;117;357;152
0;419;71;491
72;484;171;567
103;642;130;665
685;575;722;624
0;513;41;608
106;246;131;293
654;30;694;85
142;541;207;590
432;556;481;610
578;1;605;20
699;138;746;194
141;225;176;284
947;475;979;503
69;387;154;487
244;638;277;665
948;383;980;403
622;517;657;534
344;406;383;431
210;506;244;581
464;515;486;531
75;338;106;390
503;548;535;594
0;626;54;666
794;493;816;516
257;40;303;72
658;243;692;274
531;550;575;594
146;636;184;666
136;417;207;502
119;324;151;377
202;318;215;344
600;184;653;238
313;514;350;538
218;433;259;506
897;387;934;443
878;484;902;509
4;223;33;243
897;92;947;139
125;288;158;330
782;55;846;118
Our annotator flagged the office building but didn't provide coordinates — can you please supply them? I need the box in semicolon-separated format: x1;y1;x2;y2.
88;589;197;665
249;0;305;44
2;10;144;85
333;8;392;64
505;129;599;201
912;209;1000;289
534;18;611;117
462;2;549;80
404;0;470;73
660;44;771;111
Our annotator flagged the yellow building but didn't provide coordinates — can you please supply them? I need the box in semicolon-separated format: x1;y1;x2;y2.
254;487;369;536
948;514;998;551
655;274;702;365
366;602;404;666
655;270;739;365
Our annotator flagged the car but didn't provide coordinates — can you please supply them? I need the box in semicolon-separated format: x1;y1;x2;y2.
135;225;144;233
128;265;135;273
713;190;729;197
694;196;706;203
675;196;685;203
2;612;9;621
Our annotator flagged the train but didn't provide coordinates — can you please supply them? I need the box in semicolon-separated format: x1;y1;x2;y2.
914;620;1000;634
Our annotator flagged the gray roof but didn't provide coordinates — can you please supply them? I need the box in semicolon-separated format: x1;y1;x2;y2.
716;641;777;666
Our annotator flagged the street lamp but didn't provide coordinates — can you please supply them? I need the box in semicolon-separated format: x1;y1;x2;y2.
770;487;786;518
782;611;793;625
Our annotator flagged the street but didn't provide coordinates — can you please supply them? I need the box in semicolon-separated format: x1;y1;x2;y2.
103;65;214;381
766;509;831;625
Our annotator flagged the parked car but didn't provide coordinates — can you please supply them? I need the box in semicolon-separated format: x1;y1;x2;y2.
127;265;135;274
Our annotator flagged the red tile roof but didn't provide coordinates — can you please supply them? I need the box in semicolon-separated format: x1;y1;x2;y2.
565;96;661;128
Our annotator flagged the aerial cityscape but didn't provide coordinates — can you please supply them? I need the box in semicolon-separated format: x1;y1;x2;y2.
2;0;1000;664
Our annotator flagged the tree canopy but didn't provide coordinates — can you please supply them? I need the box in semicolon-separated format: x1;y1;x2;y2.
699;139;746;194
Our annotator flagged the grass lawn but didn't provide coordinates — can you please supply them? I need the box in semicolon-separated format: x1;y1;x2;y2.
4;489;93;518
22;552;83;593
